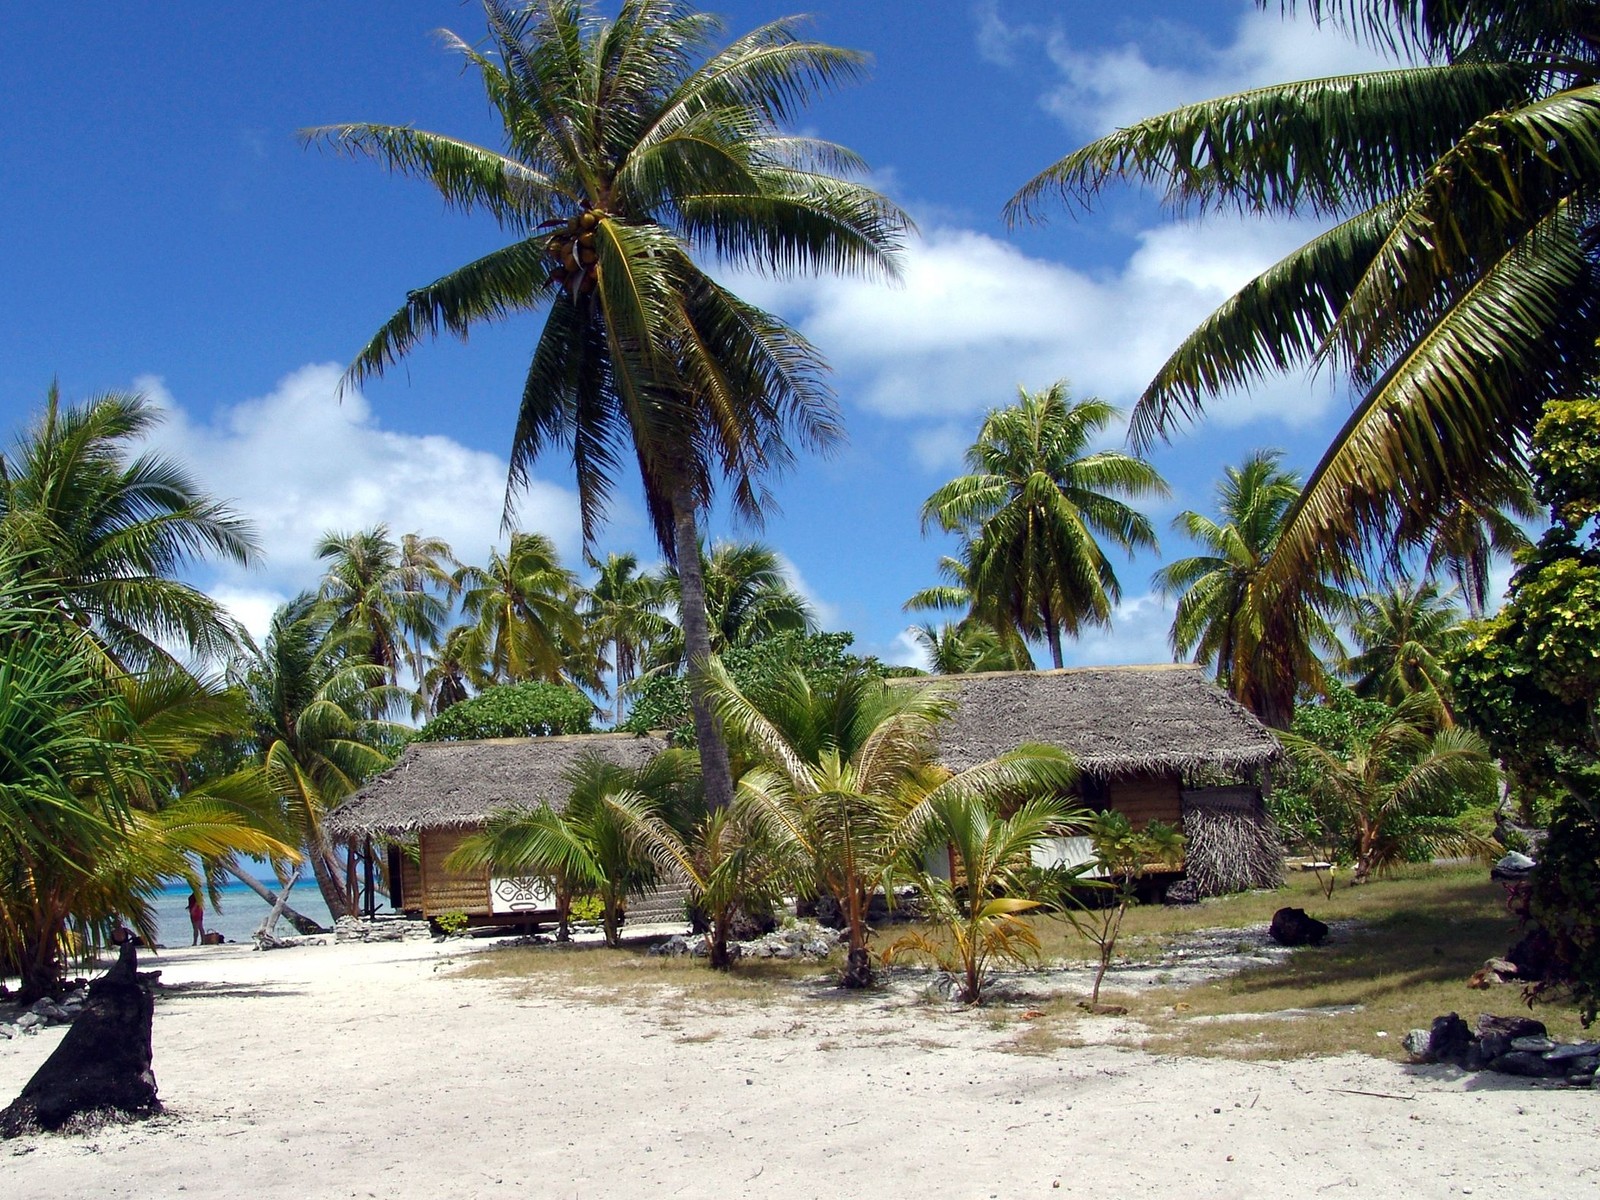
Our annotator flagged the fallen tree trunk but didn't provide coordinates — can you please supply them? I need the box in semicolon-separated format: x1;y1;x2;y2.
0;938;161;1138
224;863;327;935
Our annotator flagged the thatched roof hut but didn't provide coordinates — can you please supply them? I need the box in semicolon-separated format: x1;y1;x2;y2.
326;732;681;925
327;731;669;840
902;664;1280;779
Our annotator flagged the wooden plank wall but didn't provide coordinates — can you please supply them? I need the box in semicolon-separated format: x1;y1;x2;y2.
1108;773;1182;829
419;828;490;916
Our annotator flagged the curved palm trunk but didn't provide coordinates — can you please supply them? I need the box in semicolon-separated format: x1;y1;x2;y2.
1044;610;1065;670
308;837;355;922
669;486;735;815
223;863;327;935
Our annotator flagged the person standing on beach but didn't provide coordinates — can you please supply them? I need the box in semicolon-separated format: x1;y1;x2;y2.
187;890;205;946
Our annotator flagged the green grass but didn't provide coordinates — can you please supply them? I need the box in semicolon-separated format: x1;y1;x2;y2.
1009;864;1590;1060
452;865;1592;1061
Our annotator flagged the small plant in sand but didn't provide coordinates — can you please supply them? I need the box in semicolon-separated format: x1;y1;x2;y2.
435;910;469;937
1064;812;1184;1012
884;792;1080;1004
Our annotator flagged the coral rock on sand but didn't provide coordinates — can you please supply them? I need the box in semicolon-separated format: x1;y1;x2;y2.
0;941;160;1138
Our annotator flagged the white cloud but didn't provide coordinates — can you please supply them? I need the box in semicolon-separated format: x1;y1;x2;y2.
749;218;1334;435
1040;2;1398;138
890;626;933;671
1060;592;1179;669
134;364;582;638
777;553;842;630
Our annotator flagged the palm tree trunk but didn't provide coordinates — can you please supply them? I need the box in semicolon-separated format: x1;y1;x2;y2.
223;863;327;935
308;838;355;922
1045;610;1064;670
669;485;735;814
841;887;873;989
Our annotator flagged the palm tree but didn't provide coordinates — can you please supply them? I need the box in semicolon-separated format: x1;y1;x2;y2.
650;541;816;672
316;525;452;687
583;552;674;726
0;569;289;999
922;382;1168;668
903;540;1033;670
421;624;491;716
448;749;694;945
885;792;1075;1004
0;385;256;669
453;532;584;686
1153;451;1346;726
1011;2;1600;598
234;595;412;920
708;662;1076;988
1279;694;1497;884
1415;479;1536;619
907;621;1027;675
306;0;908;814
399;531;461;697
1343;579;1466;715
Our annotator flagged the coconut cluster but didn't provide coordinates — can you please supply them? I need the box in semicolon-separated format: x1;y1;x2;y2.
546;208;602;298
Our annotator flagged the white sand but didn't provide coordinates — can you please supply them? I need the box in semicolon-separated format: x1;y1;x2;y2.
3;933;1596;1200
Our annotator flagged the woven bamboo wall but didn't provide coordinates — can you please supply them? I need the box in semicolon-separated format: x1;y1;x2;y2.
1108;774;1182;829
419;828;489;916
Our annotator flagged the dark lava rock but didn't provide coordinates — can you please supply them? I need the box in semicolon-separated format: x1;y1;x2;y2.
1427;1013;1474;1066
0;941;160;1138
1488;1051;1562;1078
1269;907;1329;947
1476;1014;1547;1060
1163;879;1200;906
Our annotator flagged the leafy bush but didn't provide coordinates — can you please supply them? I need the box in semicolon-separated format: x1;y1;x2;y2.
1451;399;1600;1023
620;631;913;742
417;681;594;741
434;910;469;937
568;894;604;923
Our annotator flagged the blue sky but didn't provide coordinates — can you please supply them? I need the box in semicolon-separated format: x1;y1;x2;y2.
1;1;1404;674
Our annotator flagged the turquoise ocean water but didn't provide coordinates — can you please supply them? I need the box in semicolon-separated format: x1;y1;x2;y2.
150;879;335;946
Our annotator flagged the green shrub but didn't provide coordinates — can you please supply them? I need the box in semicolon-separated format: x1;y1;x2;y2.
418;682;594;741
434;910;469;937
568;895;604;923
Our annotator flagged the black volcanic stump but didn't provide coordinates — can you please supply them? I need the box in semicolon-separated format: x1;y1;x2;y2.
0;939;160;1138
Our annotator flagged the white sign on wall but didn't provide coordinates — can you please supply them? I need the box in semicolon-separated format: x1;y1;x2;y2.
490;875;558;914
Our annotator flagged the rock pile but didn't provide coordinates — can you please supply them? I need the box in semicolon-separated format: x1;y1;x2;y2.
0;990;90;1040
1268;906;1329;946
1403;1012;1599;1086
333;916;432;944
650;921;842;962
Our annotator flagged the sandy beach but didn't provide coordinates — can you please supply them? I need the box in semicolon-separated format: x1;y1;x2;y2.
3;932;1596;1200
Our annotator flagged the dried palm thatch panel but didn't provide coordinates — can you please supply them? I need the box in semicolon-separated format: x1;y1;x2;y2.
328;732;669;839
1182;788;1285;897
327;732;674;924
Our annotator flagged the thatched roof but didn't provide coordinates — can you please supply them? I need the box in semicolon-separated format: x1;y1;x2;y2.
326;732;670;838
901;664;1280;778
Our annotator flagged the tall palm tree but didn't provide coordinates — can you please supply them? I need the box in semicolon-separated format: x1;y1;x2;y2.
398;531;461;699
421;624;491;716
922;383;1168;668
906;621;1027;675
306;0;908;813
649;540;816;672
234;595;412;920
583;552;674;726
453;532;584;686
1011;2;1600;596
903;539;1033;670
0;385;256;669
316;525;452;687
708;662;1075;987
1343;579;1466;714
1415;479;1536;619
1154;450;1346;726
